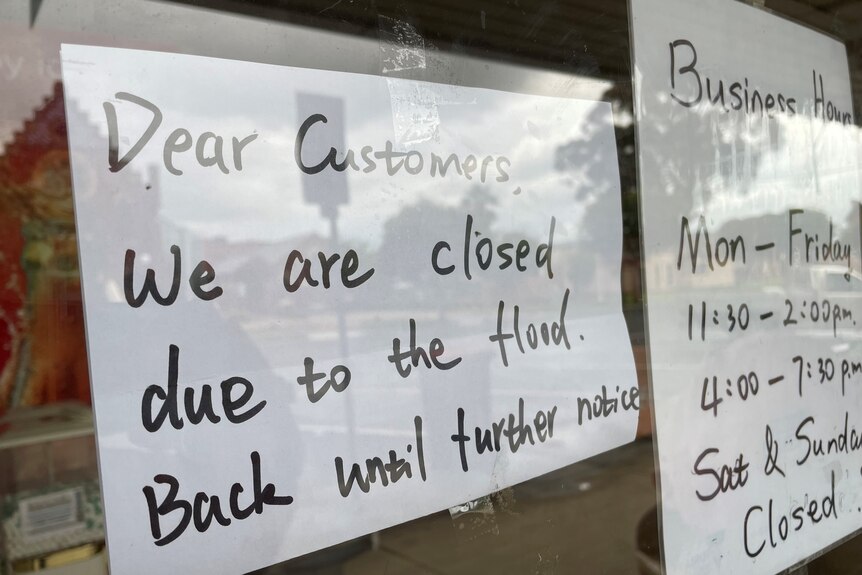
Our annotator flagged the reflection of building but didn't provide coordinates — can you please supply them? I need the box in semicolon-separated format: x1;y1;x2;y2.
0;83;157;412
195;232;329;317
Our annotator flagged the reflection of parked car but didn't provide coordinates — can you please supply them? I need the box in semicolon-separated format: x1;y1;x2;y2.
801;266;862;342
810;265;862;297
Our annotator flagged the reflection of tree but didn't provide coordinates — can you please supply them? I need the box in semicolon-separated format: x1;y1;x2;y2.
378;200;457;286
602;83;639;258
555;95;634;248
839;200;861;253
376;186;497;305
555;70;800;306
553;83;641;301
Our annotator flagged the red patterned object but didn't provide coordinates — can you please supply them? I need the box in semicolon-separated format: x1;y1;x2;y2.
0;82;90;414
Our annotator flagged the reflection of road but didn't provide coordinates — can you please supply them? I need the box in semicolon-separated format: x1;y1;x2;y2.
246;312;633;444
251;438;658;575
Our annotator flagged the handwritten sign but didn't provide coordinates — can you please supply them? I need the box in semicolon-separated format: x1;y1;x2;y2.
61;45;639;574
631;0;862;573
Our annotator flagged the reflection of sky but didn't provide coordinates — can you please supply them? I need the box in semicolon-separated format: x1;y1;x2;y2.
702;113;861;230
68;47;611;247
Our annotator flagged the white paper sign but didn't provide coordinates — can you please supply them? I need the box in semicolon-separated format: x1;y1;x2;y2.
61;44;639;574
631;0;862;573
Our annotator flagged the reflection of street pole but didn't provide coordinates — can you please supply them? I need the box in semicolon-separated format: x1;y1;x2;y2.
328;209;357;460
328;213;349;358
296;93;356;459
